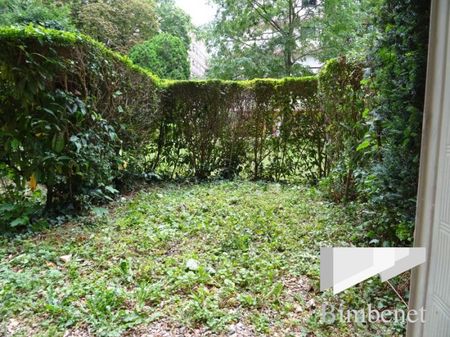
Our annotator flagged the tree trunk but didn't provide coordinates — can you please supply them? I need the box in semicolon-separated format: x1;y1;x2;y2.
284;0;296;76
46;185;53;211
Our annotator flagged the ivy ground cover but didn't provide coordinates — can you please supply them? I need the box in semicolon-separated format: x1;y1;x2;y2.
0;181;407;336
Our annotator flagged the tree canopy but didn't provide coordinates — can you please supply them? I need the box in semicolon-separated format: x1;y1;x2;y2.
129;33;190;79
75;0;159;53
206;0;382;79
156;0;193;50
0;0;73;30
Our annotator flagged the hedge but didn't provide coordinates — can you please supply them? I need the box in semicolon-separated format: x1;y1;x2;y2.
159;77;320;180
0;26;160;214
0;26;363;222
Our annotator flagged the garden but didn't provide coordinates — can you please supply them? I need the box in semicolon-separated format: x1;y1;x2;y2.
0;0;430;336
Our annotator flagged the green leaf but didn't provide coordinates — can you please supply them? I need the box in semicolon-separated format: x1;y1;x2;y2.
10;216;29;227
51;132;65;153
92;207;108;217
10;139;21;151
0;203;15;213
356;139;371;152
105;186;119;194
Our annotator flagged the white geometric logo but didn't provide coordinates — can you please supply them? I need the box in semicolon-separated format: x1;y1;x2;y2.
320;247;426;294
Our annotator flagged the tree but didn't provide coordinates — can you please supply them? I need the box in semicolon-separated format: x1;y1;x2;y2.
318;0;383;61
156;0;193;50
75;0;158;53
207;0;322;79
206;0;381;79
0;0;73;30
129;33;190;80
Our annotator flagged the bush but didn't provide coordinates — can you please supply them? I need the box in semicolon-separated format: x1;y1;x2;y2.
318;58;365;201
358;0;430;245
75;0;159;53
0;26;160;223
0;0;73;30
129;33;190;80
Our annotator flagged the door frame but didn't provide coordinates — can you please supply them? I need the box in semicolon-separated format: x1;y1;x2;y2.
407;0;450;336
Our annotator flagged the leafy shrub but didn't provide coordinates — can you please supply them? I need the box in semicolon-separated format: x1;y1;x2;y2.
0;0;73;30
0;26;160;224
0;188;46;231
75;0;159;53
318;57;365;201
358;0;430;245
129;33;190;80
2;86;121;210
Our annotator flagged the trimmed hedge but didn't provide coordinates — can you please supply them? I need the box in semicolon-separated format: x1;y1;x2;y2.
317;58;365;201
0;26;161;213
0;26;363;222
159;77;320;180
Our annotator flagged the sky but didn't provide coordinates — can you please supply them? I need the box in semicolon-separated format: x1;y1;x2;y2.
174;0;217;27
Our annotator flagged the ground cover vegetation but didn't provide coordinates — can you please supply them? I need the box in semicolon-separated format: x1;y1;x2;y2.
0;181;409;336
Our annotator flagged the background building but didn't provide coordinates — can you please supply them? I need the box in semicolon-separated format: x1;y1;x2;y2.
189;37;209;79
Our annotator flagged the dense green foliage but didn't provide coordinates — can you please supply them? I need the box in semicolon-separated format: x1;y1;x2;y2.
159;77;321;180
156;0;193;50
207;0;319;79
0;0;73;30
159;62;361;183
318;58;365;201
0;26;160;228
358;0;430;245
206;0;382;79
0;26;364;230
0;181;408;336
73;0;159;53
129;33;190;80
318;0;383;61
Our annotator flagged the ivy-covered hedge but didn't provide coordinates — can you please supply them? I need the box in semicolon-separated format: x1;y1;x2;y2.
0;26;363;228
0;26;161;222
318;58;365;201
158;77;320;180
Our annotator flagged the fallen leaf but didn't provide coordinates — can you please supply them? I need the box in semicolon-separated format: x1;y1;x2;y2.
186;259;199;271
28;173;37;192
60;254;72;263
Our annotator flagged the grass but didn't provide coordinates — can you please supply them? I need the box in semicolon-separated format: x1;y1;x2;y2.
0;181;408;336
